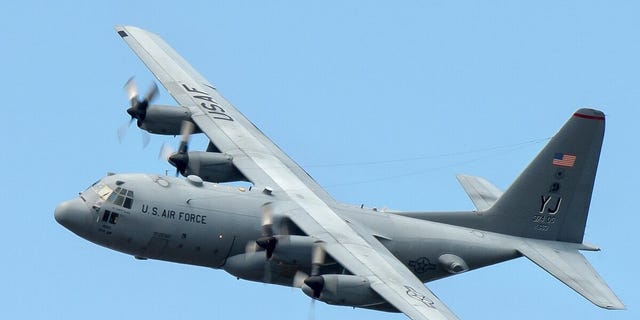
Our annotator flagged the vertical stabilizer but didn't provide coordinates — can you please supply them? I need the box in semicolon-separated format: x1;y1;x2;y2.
486;109;605;243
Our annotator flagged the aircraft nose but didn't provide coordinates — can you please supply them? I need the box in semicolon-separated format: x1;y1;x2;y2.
55;198;90;234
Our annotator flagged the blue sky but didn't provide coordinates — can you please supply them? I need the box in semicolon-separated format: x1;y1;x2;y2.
1;1;637;319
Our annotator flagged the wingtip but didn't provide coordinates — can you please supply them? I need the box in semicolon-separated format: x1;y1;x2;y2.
601;302;626;310
114;25;159;39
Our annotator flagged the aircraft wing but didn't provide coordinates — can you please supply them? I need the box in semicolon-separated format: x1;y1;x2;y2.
114;25;334;203
116;25;458;320
324;226;460;320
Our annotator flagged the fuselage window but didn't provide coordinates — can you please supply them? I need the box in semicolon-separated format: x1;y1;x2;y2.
100;210;119;225
109;212;119;224
101;210;110;222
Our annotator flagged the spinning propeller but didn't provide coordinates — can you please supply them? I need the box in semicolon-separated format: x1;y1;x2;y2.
118;77;158;147
125;77;158;125
293;242;326;320
243;202;288;283
293;242;326;298
160;120;194;176
255;202;278;259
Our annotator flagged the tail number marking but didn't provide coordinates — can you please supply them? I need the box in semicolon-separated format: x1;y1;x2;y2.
538;195;562;214
533;195;562;232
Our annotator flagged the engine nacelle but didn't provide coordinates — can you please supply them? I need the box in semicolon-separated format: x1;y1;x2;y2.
223;251;267;282
301;274;386;308
139;105;198;135
270;235;315;265
182;151;247;183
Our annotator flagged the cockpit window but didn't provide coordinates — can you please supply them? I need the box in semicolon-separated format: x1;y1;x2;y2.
91;183;113;200
123;197;133;209
107;187;134;209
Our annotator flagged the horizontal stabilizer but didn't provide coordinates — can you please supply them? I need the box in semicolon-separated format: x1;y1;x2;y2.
518;239;624;310
456;174;503;211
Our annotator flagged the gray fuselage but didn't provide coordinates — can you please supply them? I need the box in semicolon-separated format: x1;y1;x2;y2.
55;173;520;287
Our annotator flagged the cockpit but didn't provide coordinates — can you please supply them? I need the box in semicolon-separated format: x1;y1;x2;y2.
81;180;135;212
106;187;135;209
54;174;141;242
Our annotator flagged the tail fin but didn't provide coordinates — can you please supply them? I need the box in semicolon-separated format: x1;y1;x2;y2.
485;108;605;243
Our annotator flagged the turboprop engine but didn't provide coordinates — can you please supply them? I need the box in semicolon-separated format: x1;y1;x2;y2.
160;121;248;183
169;151;246;183
137;104;195;135
118;78;201;144
301;274;387;308
222;235;316;284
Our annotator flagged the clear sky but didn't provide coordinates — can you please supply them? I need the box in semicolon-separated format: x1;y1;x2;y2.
1;1;637;319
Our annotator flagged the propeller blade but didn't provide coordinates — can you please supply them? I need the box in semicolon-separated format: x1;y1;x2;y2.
166;121;196;176
143;82;159;103
117;120;132;143
159;143;175;161
177;120;194;153
263;261;272;283
142;131;151;148
124;77;138;104
245;241;259;254
308;296;316;320
255;202;278;259
124;78;158;124
261;202;274;237
121;77;160;147
293;271;309;288
311;242;325;276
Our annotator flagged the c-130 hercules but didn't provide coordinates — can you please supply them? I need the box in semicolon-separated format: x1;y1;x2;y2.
55;26;624;320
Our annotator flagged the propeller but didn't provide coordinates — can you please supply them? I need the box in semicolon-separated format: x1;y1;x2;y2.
294;242;326;299
243;202;277;256
255;202;278;259
118;77;158;147
163;120;194;176
293;241;325;320
242;202;286;284
305;243;326;299
126;77;158;125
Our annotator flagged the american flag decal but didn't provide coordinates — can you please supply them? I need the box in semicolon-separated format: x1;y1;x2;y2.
552;153;576;167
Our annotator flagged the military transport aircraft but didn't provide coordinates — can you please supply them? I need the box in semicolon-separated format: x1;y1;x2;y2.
54;26;624;320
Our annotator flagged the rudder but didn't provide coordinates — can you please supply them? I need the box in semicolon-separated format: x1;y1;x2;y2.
485;108;605;243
